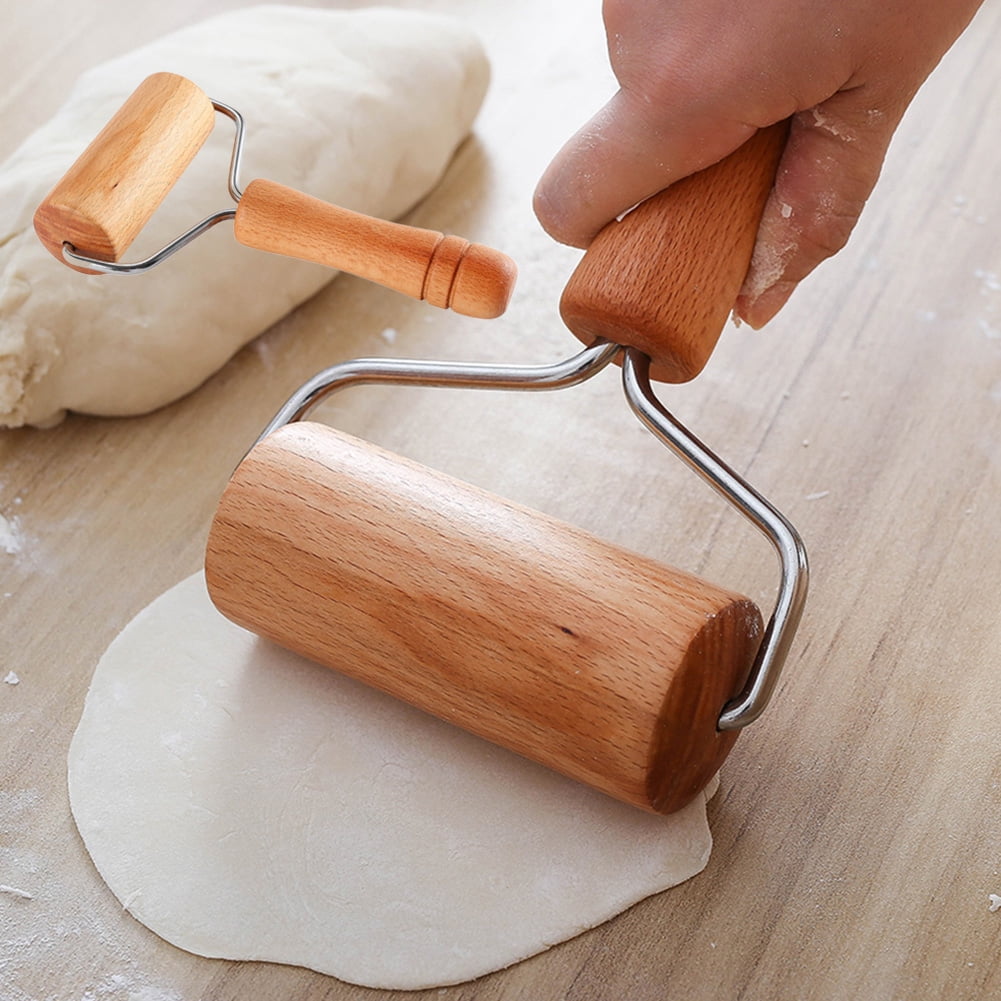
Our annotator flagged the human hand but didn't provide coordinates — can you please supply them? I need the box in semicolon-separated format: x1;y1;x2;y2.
534;0;983;327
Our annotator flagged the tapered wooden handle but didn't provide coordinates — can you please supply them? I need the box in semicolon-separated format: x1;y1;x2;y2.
204;422;763;814
33;72;215;274
560;122;788;382
233;178;517;319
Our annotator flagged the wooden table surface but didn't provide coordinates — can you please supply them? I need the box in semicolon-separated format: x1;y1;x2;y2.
3;2;1000;999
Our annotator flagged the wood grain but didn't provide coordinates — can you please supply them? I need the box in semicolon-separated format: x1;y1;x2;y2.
204;422;763;814
32;72;215;271
560;122;786;382
234;178;517;318
3;2;1001;1000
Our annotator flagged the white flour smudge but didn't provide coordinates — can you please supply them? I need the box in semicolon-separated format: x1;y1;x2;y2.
971;268;1001;342
0;512;21;555
1;786;187;1001
974;268;1001;293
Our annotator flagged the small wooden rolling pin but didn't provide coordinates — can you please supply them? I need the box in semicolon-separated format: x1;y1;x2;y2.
205;125;788;814
34;72;516;319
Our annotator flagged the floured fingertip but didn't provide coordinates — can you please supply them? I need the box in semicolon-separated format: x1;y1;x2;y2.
734;279;798;329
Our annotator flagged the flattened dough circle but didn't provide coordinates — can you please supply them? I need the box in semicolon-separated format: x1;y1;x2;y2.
68;573;716;989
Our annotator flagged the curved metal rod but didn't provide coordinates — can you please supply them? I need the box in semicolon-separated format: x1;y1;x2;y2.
255;339;622;446
62;208;236;274
61;98;245;275
211;99;246;202
256;338;804;731
621;348;809;730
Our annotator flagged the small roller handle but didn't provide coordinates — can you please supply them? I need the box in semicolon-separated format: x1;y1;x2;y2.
33;71;517;317
205;422;764;814
33;72;215;274
233;179;517;319
560;122;788;382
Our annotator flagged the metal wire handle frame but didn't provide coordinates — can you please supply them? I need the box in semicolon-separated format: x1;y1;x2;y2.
62;99;246;275
252;339;809;732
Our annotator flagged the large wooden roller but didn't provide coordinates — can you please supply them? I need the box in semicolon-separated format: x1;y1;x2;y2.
205;422;763;814
204;124;806;815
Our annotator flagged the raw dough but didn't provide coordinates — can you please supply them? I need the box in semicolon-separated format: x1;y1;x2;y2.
0;6;488;427
68;572;717;989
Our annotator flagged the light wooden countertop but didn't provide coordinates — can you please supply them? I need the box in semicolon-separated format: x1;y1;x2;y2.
3;2;1000;999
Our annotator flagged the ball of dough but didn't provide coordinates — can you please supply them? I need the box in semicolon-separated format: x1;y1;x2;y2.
0;5;489;427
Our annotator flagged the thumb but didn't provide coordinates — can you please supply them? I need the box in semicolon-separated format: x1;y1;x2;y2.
533;86;758;249
735;98;903;327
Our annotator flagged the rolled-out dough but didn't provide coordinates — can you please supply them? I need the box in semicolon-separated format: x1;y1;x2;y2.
0;5;488;427
68;572;717;989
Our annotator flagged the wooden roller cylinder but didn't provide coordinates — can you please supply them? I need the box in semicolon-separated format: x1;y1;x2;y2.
204;422;764;814
560;122;788;382
33;72;215;273
233;178;517;319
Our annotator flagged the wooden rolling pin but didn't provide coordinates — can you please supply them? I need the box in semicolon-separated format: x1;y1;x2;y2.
34;72;516;319
205;422;764;815
205;125;792;814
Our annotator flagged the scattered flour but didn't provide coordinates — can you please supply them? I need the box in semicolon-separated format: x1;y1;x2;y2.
80;974;185;1001
978;318;1001;340
974;268;1001;293
950;194;989;225
810;107;855;142
0;513;21;555
970;269;1001;340
742;234;796;302
0;784;187;1001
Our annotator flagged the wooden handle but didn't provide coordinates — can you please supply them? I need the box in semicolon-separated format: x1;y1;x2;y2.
560;122;788;382
233;178;517;319
33;72;215;274
204;422;764;814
